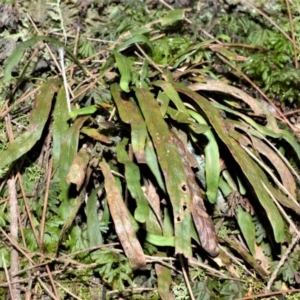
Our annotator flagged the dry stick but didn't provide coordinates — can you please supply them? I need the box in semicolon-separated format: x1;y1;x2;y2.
58;47;71;112
5;115;30;299
285;0;298;69
27;14;62;72
0;228;57;300
216;54;295;130
261;183;300;291
69;26;80;80
134;43;164;74
27;14;76;98
5;110;21;300
2;253;13;299
45;265;60;300
0;270;66;288
240;0;298;50
268;234;299;291
218;244;256;278
14;243;120;276
38;156;60;299
8;178;21;300
55;281;84;300
179;254;195;300
241;145;300;210
17;174;40;244
236;288;300;300
39;157;53;249
253;129;300;183
0;87;40;120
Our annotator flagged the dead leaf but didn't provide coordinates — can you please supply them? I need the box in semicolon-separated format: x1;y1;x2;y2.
66;146;90;191
100;160;146;269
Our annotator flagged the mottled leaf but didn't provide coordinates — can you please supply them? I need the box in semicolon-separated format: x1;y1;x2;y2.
4;36;85;83
236;206;256;256
111;84;148;163
0;78;61;169
171;130;218;256
188;109;220;203
114;51;132;93
212;101;300;162
156;256;175;300
116;138;149;223
174;83;285;243
86;186;103;247
58;116;89;201
135;87;193;257
53;86;70;171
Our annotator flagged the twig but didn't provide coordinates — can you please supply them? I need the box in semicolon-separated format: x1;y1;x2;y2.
8;178;21;300
2;253;13;299
17;174;40;245
216;53;294;130
39;157;53;250
236;288;300;300
240;0;298;51
70;26;80;79
242;145;300;210
45;265;60;300
59;48;71;112
266;234;299;291
55;280;84;300
179;254;195;300
262;183;300;291
252;129;300;184
27;14;62;72
134;43;164;74
285;0;298;69
6;113;21;300
218;244;256;278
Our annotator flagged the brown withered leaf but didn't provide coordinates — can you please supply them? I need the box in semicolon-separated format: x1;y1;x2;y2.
81;127;112;144
100;160;146;269
66;146;90;191
171;130;218;256
144;180;163;230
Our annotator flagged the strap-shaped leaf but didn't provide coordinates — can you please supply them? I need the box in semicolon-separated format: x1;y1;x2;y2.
173;83;285;243
116;138;150;223
4;36;85;83
0;78;61;169
135;87;193;257
100;160;146;269
111;83;147;163
188;109;220;203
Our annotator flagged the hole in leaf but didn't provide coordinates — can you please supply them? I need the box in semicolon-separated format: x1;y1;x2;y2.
180;183;187;192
